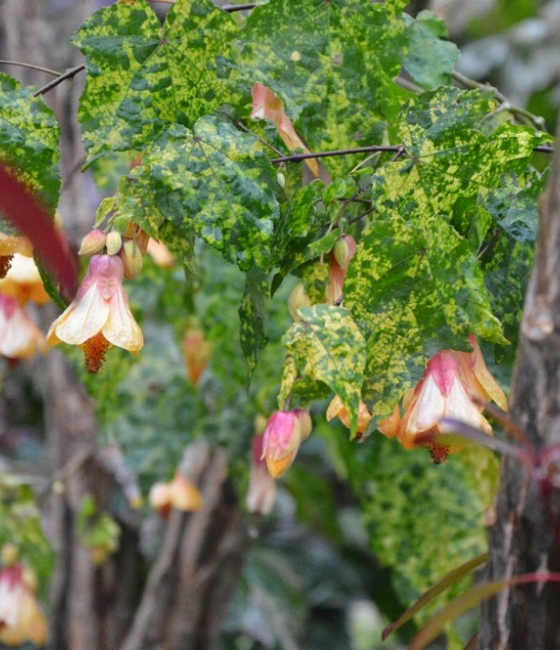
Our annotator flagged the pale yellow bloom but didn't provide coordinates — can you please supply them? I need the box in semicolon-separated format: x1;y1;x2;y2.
0;254;49;305
47;254;143;372
0;294;46;359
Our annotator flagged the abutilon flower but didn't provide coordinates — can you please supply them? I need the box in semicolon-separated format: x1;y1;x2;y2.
325;235;357;304
0;294;46;360
326;394;372;438
251;83;320;177
246;434;276;515
0;562;47;647
149;472;202;517
0;232;32;280
262;409;312;478
0;254;49;305
182;328;211;386
47;255;143;373
378;336;507;463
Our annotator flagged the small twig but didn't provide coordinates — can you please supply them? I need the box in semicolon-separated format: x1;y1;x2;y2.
0;59;61;77
147;0;257;9
347;206;375;226
452;70;547;131
395;76;423;94
233;120;285;157
33;64;86;97
271;144;402;164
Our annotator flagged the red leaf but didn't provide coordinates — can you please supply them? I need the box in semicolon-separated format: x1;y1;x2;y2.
0;163;77;298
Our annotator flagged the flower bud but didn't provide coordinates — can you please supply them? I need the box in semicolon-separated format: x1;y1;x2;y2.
277;171;286;188
288;282;311;320
262;411;304;478
326;395;372;436
1;543;19;566
78;229;107;256
106;231;123;256
168;473;202;512
120;240;143;279
182;328;211;386
332;234;356;272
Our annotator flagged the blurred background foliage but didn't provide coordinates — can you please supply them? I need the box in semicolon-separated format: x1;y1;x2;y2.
0;1;558;649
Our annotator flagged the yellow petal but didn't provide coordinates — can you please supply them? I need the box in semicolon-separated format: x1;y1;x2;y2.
326;395;344;422
0;306;46;359
102;287;143;352
53;284;110;346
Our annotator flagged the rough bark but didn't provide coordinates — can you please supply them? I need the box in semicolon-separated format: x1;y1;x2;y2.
120;443;248;650
479;119;560;649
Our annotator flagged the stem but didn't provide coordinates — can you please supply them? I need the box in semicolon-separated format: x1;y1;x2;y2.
33;64;86;97
0;59;61;77
147;0;257;10
452;69;547;131
271;144;402;164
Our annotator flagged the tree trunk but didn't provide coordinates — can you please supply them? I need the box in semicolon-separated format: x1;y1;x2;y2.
479;120;560;649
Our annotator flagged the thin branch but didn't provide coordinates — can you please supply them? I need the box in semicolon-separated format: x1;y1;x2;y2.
33;64;86;97
0;59;61;77
271;144;403;164
452;69;547;131
233;120;285;157
147;0;257;10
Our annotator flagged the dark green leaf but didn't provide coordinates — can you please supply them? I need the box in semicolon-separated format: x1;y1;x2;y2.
239;267;269;381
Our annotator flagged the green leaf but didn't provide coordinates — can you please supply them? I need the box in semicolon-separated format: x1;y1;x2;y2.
73;0;238;163
402;11;460;90
482;169;547;242
241;0;411;176
239;268;269;381
280;304;365;436
0;72;60;214
345;213;505;422
119;117;279;271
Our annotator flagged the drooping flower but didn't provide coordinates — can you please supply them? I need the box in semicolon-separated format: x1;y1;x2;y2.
0;562;47;647
262;409;312;478
246;433;276;515
0;294;47;360
0;233;32;280
182;328;211;386
378;336;507;463
325;235;357;304
251;83;319;177
47;255;143;373
0;254;49;305
149;472;202;517
326;395;372;438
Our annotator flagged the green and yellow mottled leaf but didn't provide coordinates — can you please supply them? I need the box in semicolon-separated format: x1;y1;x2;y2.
344;213;505;422
118;116;278;271
239;267;269;381
402;11;460;90
241;0;411;176
280;304;365;436
73;0;238;163
0;72;60;220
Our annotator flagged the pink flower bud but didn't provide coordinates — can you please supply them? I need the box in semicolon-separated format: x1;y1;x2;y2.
246;435;276;515
78;229;107;256
262;411;304;478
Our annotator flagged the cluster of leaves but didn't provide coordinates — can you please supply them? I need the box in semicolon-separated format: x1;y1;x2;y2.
0;0;554;645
